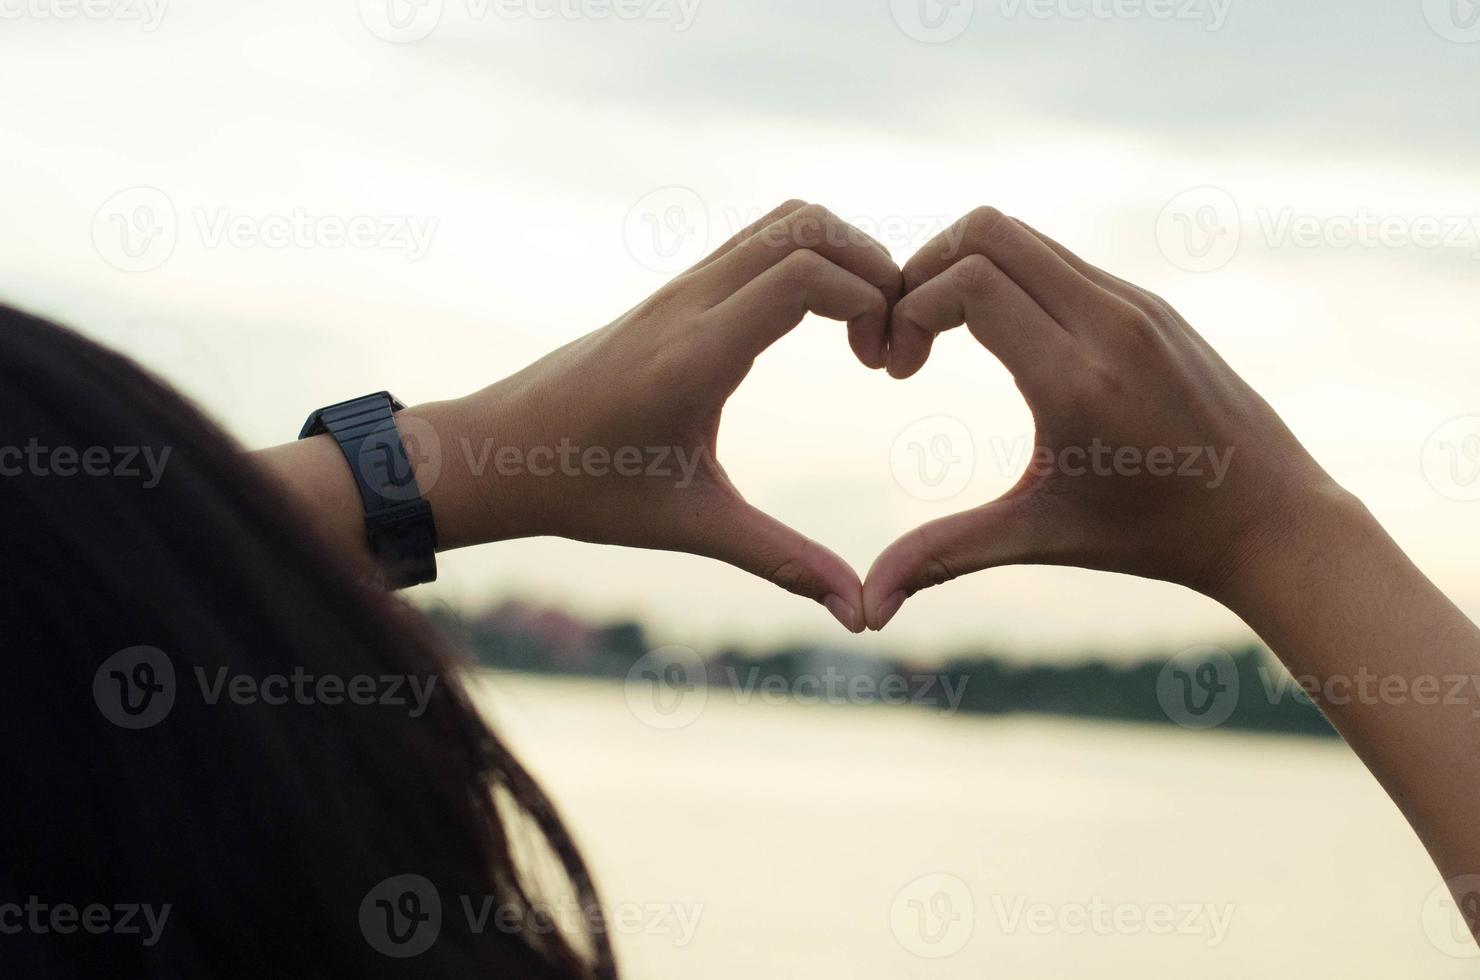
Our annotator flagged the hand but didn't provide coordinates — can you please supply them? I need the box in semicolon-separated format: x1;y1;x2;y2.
420;200;903;632
863;207;1340;629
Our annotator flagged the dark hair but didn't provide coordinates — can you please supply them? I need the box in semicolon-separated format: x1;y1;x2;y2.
0;304;615;978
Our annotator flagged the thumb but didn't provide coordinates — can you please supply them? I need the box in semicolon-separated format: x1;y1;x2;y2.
693;498;865;633
863;493;1052;631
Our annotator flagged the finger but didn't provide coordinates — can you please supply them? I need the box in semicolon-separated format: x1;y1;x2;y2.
685;199;809;275
1014;220;1222;357
886;253;1075;385
700;248;888;363
902;207;1110;331
603;201;809;329
863;493;1050;631
1013;219;1152;304
695;203;903;369
695;499;865;632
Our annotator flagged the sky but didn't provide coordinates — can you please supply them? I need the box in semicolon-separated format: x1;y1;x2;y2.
2;0;1478;660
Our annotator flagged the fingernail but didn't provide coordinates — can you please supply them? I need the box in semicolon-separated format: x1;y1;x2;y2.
873;591;907;631
823;594;861;633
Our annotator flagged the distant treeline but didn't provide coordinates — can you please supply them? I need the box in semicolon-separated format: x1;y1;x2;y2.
423;601;1336;738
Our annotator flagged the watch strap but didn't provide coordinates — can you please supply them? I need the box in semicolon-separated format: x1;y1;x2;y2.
299;392;438;588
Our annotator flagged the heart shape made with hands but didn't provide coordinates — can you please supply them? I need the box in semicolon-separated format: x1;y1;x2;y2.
532;199;1287;638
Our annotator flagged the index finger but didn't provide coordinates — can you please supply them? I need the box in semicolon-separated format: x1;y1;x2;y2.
696;203;903;368
902;207;1108;330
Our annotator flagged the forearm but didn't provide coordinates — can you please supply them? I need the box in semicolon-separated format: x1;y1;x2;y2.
862;206;1480;921
251;385;535;578
1215;484;1480;882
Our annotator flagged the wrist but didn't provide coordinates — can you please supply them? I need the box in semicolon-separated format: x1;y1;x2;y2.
1207;478;1377;618
399;382;540;551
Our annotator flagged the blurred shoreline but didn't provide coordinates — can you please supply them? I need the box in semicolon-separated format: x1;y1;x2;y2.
425;598;1335;738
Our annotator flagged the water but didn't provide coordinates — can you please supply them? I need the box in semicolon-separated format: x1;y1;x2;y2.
474;673;1474;978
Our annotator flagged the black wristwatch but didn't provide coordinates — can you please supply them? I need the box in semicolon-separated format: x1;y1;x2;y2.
299;392;438;589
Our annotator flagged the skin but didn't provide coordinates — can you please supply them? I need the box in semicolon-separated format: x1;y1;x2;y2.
260;201;1480;931
867;206;1480;926
259;201;902;632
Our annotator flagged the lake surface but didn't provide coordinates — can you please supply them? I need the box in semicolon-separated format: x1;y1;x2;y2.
473;673;1476;978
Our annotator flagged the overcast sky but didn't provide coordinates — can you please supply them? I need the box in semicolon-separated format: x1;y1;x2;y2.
3;0;1478;660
